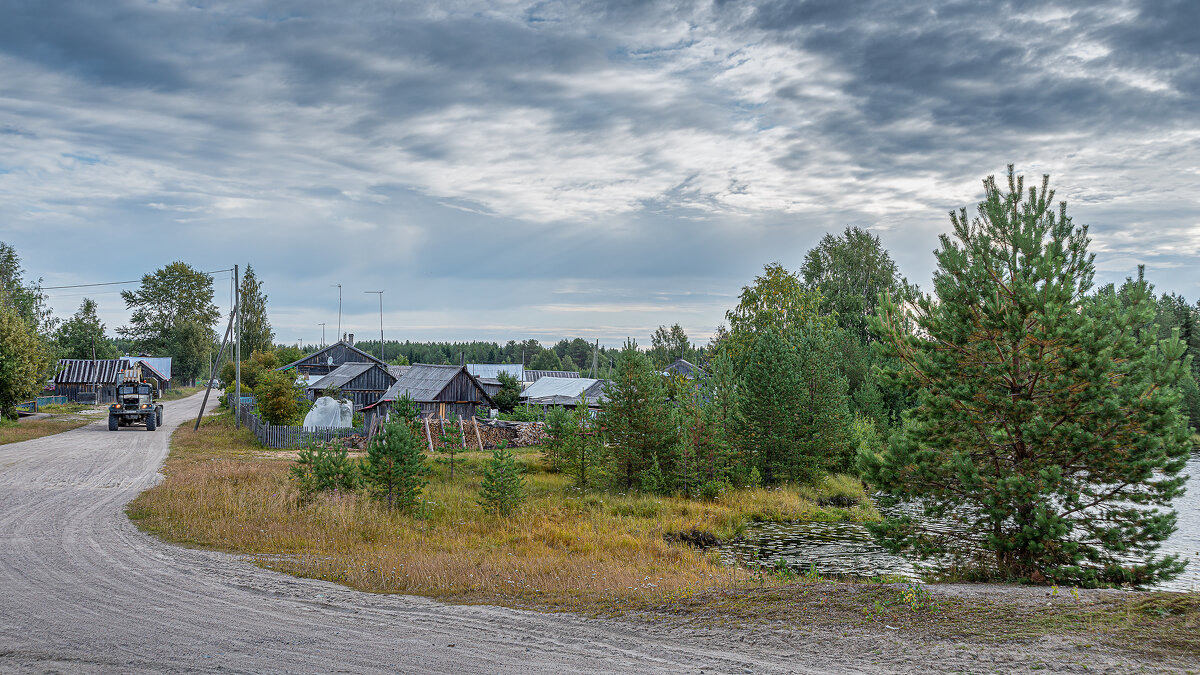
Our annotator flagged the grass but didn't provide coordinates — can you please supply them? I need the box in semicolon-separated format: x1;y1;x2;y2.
129;411;875;608
159;385;206;401
0;409;95;445
127;411;1200;660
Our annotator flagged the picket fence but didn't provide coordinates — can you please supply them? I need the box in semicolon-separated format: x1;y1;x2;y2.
233;398;364;450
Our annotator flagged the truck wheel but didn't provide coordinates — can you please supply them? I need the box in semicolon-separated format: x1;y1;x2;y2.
156;409;163;426
108;414;118;431
146;412;157;431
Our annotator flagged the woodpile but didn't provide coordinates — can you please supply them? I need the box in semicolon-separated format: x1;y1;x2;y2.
513;422;547;447
368;417;548;451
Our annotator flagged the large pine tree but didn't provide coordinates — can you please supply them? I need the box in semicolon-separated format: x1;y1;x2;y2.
599;340;678;491
864;167;1191;586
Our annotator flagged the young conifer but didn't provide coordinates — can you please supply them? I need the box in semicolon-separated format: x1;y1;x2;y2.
478;441;525;516
864;167;1191;586
362;417;430;512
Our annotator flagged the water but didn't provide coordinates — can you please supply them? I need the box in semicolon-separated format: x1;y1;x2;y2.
719;451;1200;591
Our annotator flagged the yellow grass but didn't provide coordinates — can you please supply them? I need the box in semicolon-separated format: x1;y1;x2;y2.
128;411;878;608
0;415;92;445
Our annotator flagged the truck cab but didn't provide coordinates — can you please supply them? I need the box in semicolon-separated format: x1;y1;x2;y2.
108;378;164;431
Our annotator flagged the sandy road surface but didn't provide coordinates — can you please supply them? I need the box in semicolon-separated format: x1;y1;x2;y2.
0;394;1178;673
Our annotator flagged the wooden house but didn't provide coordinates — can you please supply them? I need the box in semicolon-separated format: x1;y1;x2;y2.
305;362;396;410
362;363;496;427
662;358;704;380
53;358;171;403
277;340;385;379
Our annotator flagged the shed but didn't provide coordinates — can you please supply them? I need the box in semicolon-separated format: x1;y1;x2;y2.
363;363;496;427
305;362;397;410
277;340;385;378
53;358;170;403
520;376;609;409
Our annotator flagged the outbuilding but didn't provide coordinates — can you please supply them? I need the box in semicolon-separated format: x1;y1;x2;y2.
305;361;397;410
362;363;496;428
277;339;385;379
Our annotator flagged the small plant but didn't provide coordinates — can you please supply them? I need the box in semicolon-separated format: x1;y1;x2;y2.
899;583;935;611
478;440;525;516
361;417;430;512
747;466;763;489
290;440;359;498
438;416;465;480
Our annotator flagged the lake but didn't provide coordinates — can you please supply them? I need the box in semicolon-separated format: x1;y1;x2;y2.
719;451;1200;591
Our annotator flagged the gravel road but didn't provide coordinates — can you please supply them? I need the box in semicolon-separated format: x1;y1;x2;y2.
0;394;1182;673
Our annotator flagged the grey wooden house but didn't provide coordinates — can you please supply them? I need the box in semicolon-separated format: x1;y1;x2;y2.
278;340;385;379
362;363;495;427
304;362;396;410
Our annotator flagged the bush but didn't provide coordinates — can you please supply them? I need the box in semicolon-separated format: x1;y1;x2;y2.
478;441;525;516
290;441;359;498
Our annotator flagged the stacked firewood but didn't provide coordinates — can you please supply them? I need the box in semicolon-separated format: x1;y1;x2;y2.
513;422;547;447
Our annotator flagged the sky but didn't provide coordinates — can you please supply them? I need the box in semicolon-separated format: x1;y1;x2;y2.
2;0;1198;348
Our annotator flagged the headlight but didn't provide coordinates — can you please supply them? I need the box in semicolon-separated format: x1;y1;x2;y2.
141;404;148;409
114;404;121;409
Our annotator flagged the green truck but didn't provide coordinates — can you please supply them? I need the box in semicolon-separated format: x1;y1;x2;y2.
108;374;164;431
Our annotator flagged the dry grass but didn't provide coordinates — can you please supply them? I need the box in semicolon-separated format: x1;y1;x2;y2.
0;415;93;445
128;411;875;608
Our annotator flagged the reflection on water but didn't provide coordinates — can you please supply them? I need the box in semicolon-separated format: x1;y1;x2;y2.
719;452;1200;591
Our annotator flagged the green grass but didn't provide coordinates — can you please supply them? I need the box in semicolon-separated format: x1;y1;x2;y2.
0;414;92;445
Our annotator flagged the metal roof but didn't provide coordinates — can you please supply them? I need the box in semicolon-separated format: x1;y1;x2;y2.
663;358;704;379
467;363;525;381
388;365;412;379
522;377;610;406
521;376;601;400
525;369;580;383
306;362;378;391
54;359;128;385
131;356;173;380
374;363;494;406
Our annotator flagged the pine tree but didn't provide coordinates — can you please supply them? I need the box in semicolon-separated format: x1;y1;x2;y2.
598;340;679;491
362;417;430;512
864;167;1192;586
239;264;274;356
478;441;525;516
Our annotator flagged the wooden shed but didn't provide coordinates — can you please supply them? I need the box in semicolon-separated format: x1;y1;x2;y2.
278;340;385;378
53;358;169;404
305;362;396;410
362;363;496;428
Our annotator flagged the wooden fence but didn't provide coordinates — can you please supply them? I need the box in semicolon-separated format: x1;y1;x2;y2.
234;399;364;450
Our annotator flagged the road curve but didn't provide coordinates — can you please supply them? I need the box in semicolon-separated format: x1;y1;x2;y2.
0;393;821;674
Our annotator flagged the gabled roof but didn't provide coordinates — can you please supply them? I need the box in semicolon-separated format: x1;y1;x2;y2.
525;369;580;383
370;363;496;407
135;359;169;382
663;358;704;379
387;365;411;379
130;356;172;380
521;377;610;405
467;363;525;381
277;340;384;371
306;362;382;391
55;359;127;385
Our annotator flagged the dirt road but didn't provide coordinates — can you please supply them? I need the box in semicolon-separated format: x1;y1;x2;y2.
0;394;1178;673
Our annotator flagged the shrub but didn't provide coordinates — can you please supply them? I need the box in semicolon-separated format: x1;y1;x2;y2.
478;441;525;516
290;441;359;498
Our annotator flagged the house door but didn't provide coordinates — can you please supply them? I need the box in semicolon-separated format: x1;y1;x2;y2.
438;402;446;419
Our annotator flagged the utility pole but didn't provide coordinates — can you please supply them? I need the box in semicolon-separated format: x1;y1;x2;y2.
331;284;342;340
234;264;242;429
365;290;384;362
318;322;326;347
591;339;599;379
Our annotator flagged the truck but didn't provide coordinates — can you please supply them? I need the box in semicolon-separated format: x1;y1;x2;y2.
107;368;164;431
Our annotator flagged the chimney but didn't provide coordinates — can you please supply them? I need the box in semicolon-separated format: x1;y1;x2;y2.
348;333;355;346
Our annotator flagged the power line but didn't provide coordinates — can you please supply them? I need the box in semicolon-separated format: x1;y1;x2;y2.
34;268;234;291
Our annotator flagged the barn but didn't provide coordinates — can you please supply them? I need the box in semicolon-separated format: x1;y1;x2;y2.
362;363;496;428
277;339;385;379
304;362;396;410
53;358;172;404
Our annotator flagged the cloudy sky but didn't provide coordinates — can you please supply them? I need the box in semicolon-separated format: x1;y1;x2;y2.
2;0;1197;347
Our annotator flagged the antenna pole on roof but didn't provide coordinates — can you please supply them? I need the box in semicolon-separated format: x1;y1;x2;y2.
331;283;342;340
318;322;326;347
